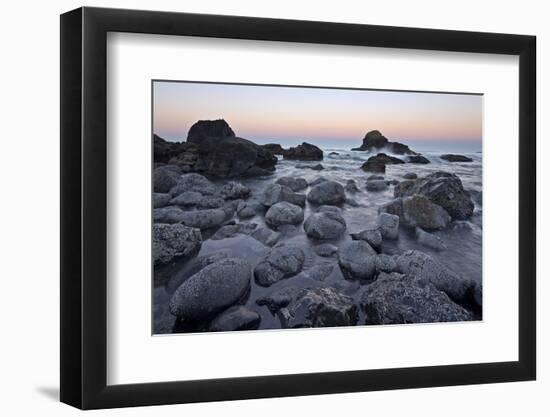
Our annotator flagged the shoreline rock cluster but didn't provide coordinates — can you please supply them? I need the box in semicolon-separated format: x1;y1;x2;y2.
153;120;481;333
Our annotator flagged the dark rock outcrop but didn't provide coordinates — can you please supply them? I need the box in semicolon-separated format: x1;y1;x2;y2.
394;171;474;220
352;130;417;155
407;155;430;164
187;119;235;144
441;154;473;162
262;143;285;155
361;272;472;324
283;142;323;161
361;153;404;173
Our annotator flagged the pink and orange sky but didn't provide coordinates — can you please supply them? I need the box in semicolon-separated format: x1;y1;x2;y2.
153;81;482;151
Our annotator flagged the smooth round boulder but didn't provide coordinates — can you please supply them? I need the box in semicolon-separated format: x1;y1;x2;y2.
208;306;261;331
169;258;252;320
254;245;305;287
338;240;377;281
153;166;181;193
153;223;202;265
303;210;346;240
366;179;389;192
377;213;399;240
350;228;382;250
265;202;304;228
153;192;171;208
178;208;228;229
169;191;203;206
401;195;451;230
261;184;306;207
307;181;346;205
276;176;308;192
169;173;215;196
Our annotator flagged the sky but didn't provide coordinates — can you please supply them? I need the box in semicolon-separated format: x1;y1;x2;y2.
153;81;483;152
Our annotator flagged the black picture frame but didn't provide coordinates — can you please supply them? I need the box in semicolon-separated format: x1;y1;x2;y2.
60;6;536;410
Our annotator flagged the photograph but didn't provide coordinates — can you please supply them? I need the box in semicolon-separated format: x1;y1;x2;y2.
152;81;483;334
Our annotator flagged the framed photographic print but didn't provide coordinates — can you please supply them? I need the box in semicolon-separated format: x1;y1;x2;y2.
60;6;536;409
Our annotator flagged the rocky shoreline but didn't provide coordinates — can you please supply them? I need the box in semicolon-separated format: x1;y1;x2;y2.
153;119;482;333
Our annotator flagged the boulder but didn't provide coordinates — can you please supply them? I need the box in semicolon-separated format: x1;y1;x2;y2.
401;195;451;230
169;258;252;320
296;163;325;170
416;228;447;251
313;243;339;257
153;223;202;265
256;286;300;314
187;119;235;144
265;202;304;228
360;153;404;173
208;306;261;331
251;227;281;247
361;273;472;324
403;172;418;180
169;191;203;206
367;174;385;181
344;179;360;193
278;287;358;328
283;142;323;161
338;240;377;281
374;254;398;273
395;250;475;304
261;184;306;207
178;208;229;229
297;262;335;281
307;181;346;205
393;180;416;197
153;192;171;208
351;130;416;155
196;196;225;209
153;166;181;193
441;154;473;162
303;209;347;240
220;181;251;200
365;179;389;192
254;245;305;287
350;228;382;251
237;200;264;218
169;173;216;196
394;171;474;220
407;155;430;164
378;213;399;239
210;223;258;240
309;176;328;186
275;176;308;192
262;143;285;155
153;206;187;224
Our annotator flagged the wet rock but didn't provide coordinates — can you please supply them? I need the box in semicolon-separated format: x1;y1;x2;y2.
256;286;300;313
307;181;346;205
220;181;251;200
169;173;216;197
296;163;325;170
351;228;382;251
154;135;197;165
407;155;430;164
196;196;225;209
298;262;335;281
401;195;451;230
441;154;473;162
262;143;285;155
304;208;347;240
153;223;202;265
153;206;186;224
344;179;360;193
170;258;251;320
374;254;398;273
329;151;340;156
251;227;281;247
265;202;304;228
395;250;475;304
283;142;323;161
154;166;181;193
361;273;472;324
169;191;203;206
403;172;417;180
309;176;328;186
378;213;399;239
178;208;229;229
361;153;404;173
237;200;264;218
338;240;377;280
366;179;389;192
261;184;306;207
313;243;338;257
367;174;385;181
416;228;447;251
278;287;358;328
351;130;416;155
393;180;416;197
394;171;474;220
210;223;258;240
379;198;404;217
276;176;308;192
345;197;360;207
153;192;171;208
254;245;305;287
332;280;361;296
208;306;261;331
